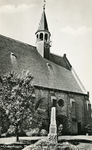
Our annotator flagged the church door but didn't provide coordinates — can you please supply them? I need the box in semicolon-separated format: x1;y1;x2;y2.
78;122;81;135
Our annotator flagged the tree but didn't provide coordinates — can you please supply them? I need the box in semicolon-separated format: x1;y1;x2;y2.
0;106;9;133
32;97;49;131
0;70;35;141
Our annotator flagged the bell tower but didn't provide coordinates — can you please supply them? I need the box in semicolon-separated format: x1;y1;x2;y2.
35;2;51;60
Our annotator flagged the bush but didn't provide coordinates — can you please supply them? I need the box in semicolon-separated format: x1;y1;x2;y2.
22;139;78;150
26;128;40;136
18;130;26;137
6;125;15;137
40;129;48;136
6;125;26;137
58;124;63;136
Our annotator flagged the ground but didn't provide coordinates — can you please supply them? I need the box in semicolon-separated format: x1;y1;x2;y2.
0;136;92;149
0;136;46;144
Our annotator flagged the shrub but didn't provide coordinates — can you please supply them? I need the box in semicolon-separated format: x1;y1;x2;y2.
40;129;48;136
6;125;26;137
58;124;63;136
22;139;78;150
6;125;15;137
18;130;26;137
26;128;40;136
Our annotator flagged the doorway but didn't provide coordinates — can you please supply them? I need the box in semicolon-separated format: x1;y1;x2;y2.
78;122;81;134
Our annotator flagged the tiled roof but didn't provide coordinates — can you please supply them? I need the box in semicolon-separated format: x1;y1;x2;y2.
50;53;72;70
0;34;83;94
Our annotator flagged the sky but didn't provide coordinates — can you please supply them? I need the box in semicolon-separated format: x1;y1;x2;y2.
0;0;92;104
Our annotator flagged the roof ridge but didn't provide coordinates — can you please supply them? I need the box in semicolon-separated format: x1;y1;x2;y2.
0;34;36;49
50;52;63;58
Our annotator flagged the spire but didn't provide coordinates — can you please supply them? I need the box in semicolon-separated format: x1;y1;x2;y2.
35;1;51;59
35;1;50;34
43;0;46;10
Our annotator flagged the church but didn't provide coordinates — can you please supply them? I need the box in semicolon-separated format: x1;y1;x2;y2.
0;4;91;135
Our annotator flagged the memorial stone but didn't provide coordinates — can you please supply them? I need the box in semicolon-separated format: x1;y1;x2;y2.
48;107;57;143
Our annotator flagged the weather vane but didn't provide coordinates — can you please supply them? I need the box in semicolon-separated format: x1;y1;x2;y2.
43;0;46;10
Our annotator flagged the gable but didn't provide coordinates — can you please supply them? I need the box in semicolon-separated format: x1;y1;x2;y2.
50;53;72;70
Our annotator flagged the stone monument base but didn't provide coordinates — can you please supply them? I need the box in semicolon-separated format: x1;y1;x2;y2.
48;133;57;143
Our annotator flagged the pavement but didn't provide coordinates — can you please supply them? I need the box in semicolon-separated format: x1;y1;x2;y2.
58;135;92;141
0;136;92;144
0;136;47;144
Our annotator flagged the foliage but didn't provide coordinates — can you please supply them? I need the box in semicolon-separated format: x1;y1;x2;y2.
6;125;26;137
22;139;78;150
32;97;49;130
85;124;91;134
26;128;40;136
40;129;48;136
0;70;35;140
6;125;15;137
0;106;9;133
58;124;63;136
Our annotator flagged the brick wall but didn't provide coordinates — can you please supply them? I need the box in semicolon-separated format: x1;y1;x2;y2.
0;84;91;134
34;87;91;135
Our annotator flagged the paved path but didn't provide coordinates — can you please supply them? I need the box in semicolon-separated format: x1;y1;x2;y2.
58;135;92;141
0;136;47;144
0;136;92;144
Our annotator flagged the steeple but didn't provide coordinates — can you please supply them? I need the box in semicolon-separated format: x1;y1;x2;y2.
35;2;51;59
36;7;50;34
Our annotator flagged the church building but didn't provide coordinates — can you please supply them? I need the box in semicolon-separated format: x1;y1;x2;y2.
0;4;91;135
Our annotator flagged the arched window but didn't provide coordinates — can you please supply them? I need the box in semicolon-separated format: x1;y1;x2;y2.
36;34;38;39
70;98;75;107
45;34;48;41
51;95;57;107
40;33;43;40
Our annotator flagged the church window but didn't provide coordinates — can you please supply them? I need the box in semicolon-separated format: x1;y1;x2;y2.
70;98;76;117
40;33;43;40
86;101;91;110
51;95;57;107
70;98;75;107
45;33;48;41
47;63;53;70
10;52;17;67
72;101;75;110
36;34;38;39
58;99;64;107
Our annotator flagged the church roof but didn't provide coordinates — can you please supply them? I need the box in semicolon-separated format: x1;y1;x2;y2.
0;34;86;94
36;8;49;34
50;53;72;70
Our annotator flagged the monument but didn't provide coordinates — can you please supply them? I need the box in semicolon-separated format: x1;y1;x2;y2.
48;95;57;143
